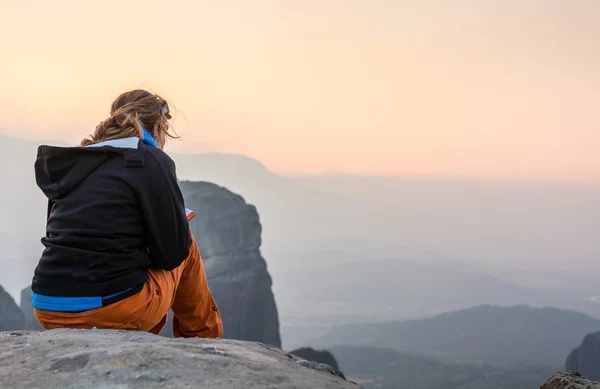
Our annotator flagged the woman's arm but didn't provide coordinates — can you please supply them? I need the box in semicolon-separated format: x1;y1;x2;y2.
139;148;191;270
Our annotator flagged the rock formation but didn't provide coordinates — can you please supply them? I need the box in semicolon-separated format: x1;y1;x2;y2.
162;181;281;347
19;286;41;330
0;329;354;389
290;347;341;371
566;347;579;374
0;285;24;331
540;371;600;389
565;332;600;380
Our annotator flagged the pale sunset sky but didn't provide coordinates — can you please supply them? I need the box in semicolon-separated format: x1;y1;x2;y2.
0;0;598;181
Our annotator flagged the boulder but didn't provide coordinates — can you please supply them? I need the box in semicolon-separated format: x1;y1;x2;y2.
565;332;600;380
0;329;355;389
290;347;341;371
0;285;24;331
540;371;600;389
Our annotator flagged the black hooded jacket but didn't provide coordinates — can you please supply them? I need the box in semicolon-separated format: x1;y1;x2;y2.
32;137;191;297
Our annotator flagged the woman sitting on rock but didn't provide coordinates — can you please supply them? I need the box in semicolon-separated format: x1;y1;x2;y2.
30;89;223;338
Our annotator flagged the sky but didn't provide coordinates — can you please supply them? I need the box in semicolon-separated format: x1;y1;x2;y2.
0;0;599;181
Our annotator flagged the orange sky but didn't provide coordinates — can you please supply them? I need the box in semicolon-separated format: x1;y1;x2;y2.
0;0;599;181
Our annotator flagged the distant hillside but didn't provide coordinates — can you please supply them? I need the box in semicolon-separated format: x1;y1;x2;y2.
311;305;600;366
271;253;546;324
270;251;600;328
329;345;554;389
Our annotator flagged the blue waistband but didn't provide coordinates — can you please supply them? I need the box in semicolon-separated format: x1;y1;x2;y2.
31;287;136;313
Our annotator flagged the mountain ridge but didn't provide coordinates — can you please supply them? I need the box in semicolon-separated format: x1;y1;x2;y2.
310;305;600;366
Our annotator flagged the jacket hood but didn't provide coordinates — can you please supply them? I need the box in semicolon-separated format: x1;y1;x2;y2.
35;137;142;200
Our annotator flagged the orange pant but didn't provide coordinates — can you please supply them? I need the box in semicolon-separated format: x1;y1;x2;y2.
34;235;223;338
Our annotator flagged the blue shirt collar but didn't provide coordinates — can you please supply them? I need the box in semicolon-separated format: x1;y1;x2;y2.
141;127;158;148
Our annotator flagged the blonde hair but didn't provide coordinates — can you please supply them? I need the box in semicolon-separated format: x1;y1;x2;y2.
82;89;178;148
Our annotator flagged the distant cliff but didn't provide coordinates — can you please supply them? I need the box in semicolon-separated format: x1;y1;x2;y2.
19;287;41;330
0;286;24;331
290;347;341;371
566;332;600;381
160;181;281;347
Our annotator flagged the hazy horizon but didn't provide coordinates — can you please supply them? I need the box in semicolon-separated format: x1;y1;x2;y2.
3;133;600;188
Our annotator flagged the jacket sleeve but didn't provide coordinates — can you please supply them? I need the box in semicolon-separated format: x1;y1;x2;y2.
140;149;191;270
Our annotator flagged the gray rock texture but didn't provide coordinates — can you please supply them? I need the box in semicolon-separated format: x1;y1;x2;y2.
0;329;354;389
540;371;600;389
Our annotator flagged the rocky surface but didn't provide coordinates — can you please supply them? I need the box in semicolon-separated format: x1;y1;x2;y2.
168;181;280;347
0;329;354;389
290;347;341;371
565;332;600;381
0;285;24;331
540;371;600;389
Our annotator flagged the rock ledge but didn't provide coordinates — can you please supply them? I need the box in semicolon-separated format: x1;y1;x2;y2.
540;371;600;389
0;329;355;389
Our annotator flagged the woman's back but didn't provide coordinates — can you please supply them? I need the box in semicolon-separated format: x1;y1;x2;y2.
31;89;222;339
33;137;174;298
